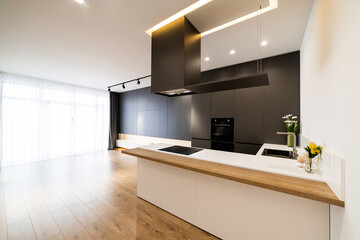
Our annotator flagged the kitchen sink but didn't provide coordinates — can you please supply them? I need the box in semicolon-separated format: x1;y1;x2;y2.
261;148;296;159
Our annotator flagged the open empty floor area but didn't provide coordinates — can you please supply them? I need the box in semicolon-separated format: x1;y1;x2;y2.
0;151;218;240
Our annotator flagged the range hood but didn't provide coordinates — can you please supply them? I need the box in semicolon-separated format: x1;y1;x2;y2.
151;16;269;96
186;72;269;94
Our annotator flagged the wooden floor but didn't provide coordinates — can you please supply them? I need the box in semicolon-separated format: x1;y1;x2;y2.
0;150;218;240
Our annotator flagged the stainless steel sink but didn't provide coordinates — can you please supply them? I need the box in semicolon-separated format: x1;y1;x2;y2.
261;148;296;159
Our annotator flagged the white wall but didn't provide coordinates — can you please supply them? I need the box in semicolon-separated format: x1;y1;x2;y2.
300;0;360;239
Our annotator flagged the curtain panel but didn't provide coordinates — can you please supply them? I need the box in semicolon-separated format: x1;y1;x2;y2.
108;92;120;150
0;72;109;167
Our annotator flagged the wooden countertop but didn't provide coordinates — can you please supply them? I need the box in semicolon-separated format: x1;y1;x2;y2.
122;148;345;207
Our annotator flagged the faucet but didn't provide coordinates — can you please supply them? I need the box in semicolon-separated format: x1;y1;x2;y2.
277;132;298;158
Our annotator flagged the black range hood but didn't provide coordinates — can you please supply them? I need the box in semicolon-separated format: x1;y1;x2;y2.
151;16;269;96
185;72;269;94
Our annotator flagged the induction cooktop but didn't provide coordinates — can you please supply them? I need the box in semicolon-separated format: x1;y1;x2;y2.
158;145;203;156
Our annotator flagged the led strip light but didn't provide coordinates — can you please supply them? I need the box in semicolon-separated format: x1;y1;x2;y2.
145;0;213;36
145;0;278;37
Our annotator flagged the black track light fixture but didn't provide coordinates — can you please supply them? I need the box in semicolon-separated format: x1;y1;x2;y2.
107;74;151;91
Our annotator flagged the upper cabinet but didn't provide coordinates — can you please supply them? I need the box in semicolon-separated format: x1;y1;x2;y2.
234;87;264;144
211;90;235;118
191;93;211;140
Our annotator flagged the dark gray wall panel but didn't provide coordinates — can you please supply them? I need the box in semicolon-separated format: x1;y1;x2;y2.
136;87;148;111
191;93;211;139
147;89;163;110
211;90;235;118
234;87;264;144
137;110;160;137
167;97;181;139
262;52;300;144
159;97;168;138
118;87;192;141
192;139;211;149
180;95;192;140
120;91;136;135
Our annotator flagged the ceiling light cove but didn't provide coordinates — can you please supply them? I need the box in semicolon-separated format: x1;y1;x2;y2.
261;40;268;46
145;0;212;36
201;0;278;37
204;57;210;61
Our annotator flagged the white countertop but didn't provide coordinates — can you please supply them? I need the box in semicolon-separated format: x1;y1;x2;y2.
139;143;325;182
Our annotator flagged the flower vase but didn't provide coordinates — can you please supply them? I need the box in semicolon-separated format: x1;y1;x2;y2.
304;155;320;174
287;134;294;147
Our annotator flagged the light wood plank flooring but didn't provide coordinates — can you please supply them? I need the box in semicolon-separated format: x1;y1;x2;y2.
0;150;218;240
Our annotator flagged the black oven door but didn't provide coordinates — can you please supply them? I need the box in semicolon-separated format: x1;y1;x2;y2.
211;118;234;142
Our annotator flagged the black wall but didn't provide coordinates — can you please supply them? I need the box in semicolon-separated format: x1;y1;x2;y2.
117;51;300;149
119;87;191;140
191;51;300;150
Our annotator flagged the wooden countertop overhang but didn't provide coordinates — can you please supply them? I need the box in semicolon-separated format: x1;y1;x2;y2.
123;148;345;207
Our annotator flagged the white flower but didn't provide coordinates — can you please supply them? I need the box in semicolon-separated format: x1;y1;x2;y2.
292;116;298;119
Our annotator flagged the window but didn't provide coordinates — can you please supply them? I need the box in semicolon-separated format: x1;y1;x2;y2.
0;73;109;166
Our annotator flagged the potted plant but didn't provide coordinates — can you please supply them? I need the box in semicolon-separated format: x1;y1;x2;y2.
282;114;298;147
303;142;323;173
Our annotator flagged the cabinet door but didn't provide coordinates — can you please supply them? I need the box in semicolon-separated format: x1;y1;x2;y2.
246;185;329;240
234;87;264;144
191;139;211;149
211;90;235;118
162;164;196;225
191;93;211;139
196;173;246;240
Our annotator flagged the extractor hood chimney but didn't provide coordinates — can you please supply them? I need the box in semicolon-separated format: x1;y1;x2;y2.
151;16;269;96
151;16;200;96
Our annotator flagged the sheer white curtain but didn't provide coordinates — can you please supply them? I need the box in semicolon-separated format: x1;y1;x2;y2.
0;72;109;167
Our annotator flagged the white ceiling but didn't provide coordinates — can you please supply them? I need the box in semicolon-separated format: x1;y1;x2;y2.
0;0;314;92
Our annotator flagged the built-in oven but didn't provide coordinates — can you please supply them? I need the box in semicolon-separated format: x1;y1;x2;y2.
211;118;234;152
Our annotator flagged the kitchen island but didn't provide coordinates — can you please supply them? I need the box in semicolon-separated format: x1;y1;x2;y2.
123;143;344;240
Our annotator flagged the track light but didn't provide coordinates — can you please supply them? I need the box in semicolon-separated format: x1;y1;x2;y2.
137;79;140;85
108;87;111;92
122;84;125;89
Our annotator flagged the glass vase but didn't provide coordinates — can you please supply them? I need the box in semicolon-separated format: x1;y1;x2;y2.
303;155;319;174
287;134;294;147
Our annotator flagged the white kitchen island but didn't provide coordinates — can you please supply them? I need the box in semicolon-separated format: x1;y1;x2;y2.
123;143;344;240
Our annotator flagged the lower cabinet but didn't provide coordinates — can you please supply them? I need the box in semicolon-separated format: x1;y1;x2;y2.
196;173;246;240
191;138;211;149
137;158;329;240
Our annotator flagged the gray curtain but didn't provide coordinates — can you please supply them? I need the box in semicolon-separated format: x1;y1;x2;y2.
108;91;120;150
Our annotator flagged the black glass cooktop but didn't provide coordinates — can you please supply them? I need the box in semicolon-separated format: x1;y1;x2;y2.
159;145;203;156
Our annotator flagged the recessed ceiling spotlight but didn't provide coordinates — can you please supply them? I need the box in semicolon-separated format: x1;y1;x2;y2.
230;50;236;55
261;40;268;46
205;57;210;61
75;0;85;4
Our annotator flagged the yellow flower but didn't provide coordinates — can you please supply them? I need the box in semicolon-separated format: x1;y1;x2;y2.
311;148;316;154
309;142;316;150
